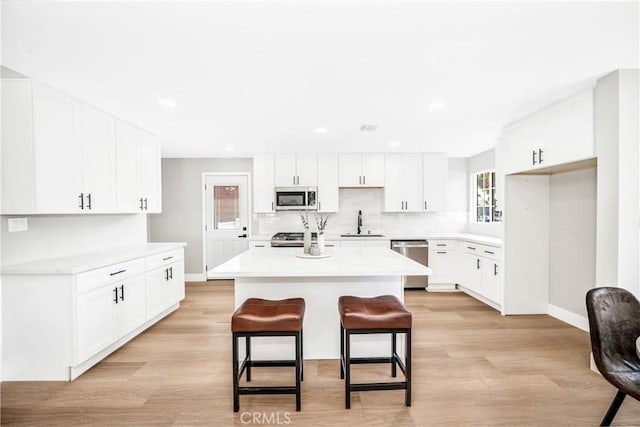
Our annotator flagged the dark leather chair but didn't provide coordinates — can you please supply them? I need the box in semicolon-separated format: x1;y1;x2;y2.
586;287;640;426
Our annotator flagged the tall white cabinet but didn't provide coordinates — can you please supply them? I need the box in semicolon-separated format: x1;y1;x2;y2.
317;154;340;212
253;154;276;213
1;77;161;215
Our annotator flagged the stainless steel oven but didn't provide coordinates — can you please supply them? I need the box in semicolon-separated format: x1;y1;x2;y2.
275;187;317;211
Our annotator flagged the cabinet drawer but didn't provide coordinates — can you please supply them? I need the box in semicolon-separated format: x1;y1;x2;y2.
76;258;145;294
145;248;184;271
429;240;456;250
481;246;501;261
464;242;481;255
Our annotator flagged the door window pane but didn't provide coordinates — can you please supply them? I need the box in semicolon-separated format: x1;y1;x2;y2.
214;186;240;230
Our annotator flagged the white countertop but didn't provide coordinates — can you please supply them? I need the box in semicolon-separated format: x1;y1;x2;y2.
249;233;502;247
1;242;187;275
208;246;433;278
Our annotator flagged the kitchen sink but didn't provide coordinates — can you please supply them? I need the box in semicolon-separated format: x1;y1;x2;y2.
340;234;385;237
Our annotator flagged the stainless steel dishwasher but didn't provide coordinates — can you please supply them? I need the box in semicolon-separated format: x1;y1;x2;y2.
391;240;429;289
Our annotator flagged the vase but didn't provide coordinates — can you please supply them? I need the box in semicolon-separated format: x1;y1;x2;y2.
317;233;325;254
303;229;311;254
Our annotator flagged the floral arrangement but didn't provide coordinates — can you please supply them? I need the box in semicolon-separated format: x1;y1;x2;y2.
300;212;309;230
315;214;330;235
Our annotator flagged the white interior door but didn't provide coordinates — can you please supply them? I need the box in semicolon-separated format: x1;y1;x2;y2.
205;175;250;274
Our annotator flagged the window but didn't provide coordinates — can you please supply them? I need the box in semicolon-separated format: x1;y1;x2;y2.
474;171;501;223
213;185;240;230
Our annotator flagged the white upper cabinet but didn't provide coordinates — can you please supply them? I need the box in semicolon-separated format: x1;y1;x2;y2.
253;154;275;213
81;104;117;213
115;120;161;213
540;89;594;167
504;89;594;174
1;78;161;215
422;153;447;212
339;154;384;187
384;154;422;212
32;81;83;214
275;154;317;187
317;154;339;212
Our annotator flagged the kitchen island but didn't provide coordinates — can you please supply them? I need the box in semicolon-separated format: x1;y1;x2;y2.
208;246;432;359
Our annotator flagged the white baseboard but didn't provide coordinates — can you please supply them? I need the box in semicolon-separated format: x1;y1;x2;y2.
547;304;589;332
185;273;207;282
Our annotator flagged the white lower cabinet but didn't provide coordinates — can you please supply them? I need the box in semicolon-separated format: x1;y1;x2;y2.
457;242;502;308
76;273;146;364
1;245;185;381
427;240;457;290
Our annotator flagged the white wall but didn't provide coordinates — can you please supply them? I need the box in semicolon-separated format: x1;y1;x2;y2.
148;158;254;275
548;168;597;317
595;69;640;297
0;214;147;267
257;158;469;237
466;149;502;237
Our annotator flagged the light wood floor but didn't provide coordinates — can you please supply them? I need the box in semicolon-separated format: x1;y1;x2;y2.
2;282;639;426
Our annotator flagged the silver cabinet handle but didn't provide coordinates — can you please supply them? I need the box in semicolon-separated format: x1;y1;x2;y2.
363;175;366;185
436;251;447;254
424;201;427;210
538;149;544;164
79;193;84;210
532;150;537;165
86;193;92;210
271;202;274;211
319;201;322;211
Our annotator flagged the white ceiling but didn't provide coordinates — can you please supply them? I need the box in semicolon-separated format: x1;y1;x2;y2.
2;1;638;158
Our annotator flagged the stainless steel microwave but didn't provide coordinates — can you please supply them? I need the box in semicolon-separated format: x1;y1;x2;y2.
275;187;318;211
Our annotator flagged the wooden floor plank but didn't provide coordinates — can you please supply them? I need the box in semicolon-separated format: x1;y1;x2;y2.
2;281;639;426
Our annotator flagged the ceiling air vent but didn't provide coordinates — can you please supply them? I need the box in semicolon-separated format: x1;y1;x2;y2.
359;124;378;132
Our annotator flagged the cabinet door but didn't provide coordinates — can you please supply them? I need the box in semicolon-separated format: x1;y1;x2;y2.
541;89;594;167
481;259;501;304
384;154;421;212
116;275;147;337
422;153;447;212
168;261;185;304
338;154;362;186
253;154;275;212
461;253;482;294
274;154;297;186
146;266;170;320
115;120;142;213
429;250;455;284
296;154;317;187
138;133;161;213
317;154;339;212
81;105;116;213
362;154;385;187
504;113;541;174
32;81;83;213
1;79;36;214
76;285;118;364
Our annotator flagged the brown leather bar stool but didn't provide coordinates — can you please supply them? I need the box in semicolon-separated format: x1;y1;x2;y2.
231;297;305;412
338;295;412;409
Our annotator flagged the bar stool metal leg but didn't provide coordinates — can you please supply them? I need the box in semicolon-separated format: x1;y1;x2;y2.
345;329;351;409
245;335;251;382
340;323;345;379
391;332;397;378
232;333;240;412
405;329;411;407
295;331;302;411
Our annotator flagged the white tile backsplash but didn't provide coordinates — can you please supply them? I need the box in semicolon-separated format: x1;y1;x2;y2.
257;188;467;236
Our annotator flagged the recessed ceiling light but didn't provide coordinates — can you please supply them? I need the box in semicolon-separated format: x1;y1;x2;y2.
157;97;176;109
388;140;400;148
315;127;328;134
428;102;445;112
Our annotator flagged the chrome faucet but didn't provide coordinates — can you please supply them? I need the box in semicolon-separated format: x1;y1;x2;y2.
357;210;363;234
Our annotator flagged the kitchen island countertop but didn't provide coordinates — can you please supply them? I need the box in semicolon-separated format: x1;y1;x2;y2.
208;246;432;278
